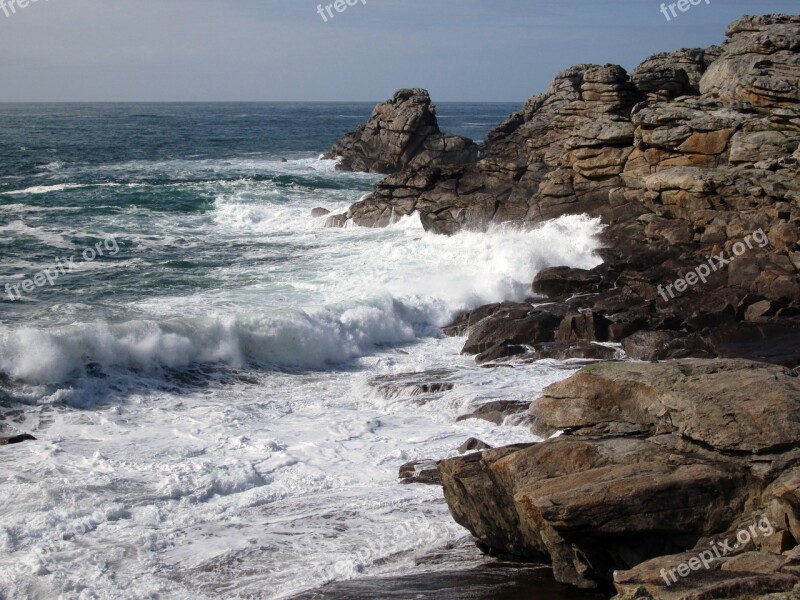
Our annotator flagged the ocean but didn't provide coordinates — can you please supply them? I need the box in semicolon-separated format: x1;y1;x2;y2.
0;103;605;599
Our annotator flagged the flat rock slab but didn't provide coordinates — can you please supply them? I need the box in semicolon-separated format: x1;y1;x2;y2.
532;359;800;453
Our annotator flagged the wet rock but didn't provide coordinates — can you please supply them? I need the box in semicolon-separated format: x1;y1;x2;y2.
369;370;457;402
461;305;565;357
456;400;531;425
519;341;618;362
532;267;605;299
555;311;611;343
398;459;442;485
458;438;492;454
0;433;36;445
324;213;348;228
310;207;331;218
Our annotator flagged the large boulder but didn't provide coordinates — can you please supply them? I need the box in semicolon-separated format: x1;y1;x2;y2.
324;88;478;174
700;14;800;108
438;360;800;592
631;47;720;102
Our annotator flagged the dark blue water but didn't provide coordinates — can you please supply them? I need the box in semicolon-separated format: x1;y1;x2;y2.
0;102;516;181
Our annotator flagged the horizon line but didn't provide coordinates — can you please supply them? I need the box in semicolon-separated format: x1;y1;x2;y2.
0;99;525;105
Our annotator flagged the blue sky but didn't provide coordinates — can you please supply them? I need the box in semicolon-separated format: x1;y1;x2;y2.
0;0;796;102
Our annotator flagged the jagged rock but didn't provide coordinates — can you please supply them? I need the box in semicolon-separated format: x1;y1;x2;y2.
439;360;800;591
324;88;478;174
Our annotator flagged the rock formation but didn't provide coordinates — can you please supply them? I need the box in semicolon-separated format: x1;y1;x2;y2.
354;14;800;369
438;360;800;597
323;88;478;175
325;13;800;600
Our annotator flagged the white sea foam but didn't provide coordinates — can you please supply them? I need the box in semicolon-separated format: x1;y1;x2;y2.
0;154;605;600
0;213;602;387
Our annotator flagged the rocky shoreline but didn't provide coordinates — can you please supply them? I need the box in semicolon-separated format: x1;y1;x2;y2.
323;13;800;600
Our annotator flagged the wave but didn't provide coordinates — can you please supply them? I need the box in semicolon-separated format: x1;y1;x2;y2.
0;183;121;196
0;214;605;389
0;299;423;386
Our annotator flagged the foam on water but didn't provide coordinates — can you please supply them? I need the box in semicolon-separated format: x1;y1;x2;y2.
0;154;605;600
0;208;602;388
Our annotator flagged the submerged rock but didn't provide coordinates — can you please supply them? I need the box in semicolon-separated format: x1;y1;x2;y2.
369;369;456;402
0;433;36;445
310;207;331;218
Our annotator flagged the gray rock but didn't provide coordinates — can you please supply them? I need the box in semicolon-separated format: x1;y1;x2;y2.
324;88;478;174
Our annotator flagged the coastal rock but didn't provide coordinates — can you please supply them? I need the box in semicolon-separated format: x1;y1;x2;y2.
370;369;457;402
700;15;800;108
398;459;442;485
439;360;800;591
630;47;719;101
324;88;478;174
0;433;36;445
532;266;605;299
518;340;619;363
456;400;531;425
458;438;492;454
310;207;330;218
460;304;565;358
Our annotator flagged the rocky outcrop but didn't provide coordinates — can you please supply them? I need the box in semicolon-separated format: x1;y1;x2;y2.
327;16;800;365
445;79;800;367
324;88;478;175
334;15;799;234
700;14;800;108
438;360;800;595
630;47;720;102
341;13;800;600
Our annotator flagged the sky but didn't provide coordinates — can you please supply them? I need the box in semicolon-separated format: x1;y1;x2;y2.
0;0;797;103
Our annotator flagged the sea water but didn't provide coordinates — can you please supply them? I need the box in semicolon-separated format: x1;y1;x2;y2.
0;103;604;599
